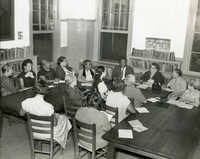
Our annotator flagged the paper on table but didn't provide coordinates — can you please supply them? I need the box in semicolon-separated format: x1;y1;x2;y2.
135;107;150;113
128;120;143;128
147;97;160;103
128;120;149;132
167;99;194;109
118;129;133;139
133;126;148;132
48;85;54;88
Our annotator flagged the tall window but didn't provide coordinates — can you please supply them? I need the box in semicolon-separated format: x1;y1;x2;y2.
99;0;131;61
189;1;200;73
32;0;56;32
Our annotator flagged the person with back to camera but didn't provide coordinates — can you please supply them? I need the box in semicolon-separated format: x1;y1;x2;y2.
106;79;135;122
93;66;109;100
18;59;36;89
124;74;146;107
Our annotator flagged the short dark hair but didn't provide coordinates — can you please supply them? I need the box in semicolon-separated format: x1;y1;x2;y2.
22;59;33;70
83;59;92;67
151;63;160;71
96;66;105;75
174;68;182;76
57;56;66;65
112;79;125;92
1;64;10;73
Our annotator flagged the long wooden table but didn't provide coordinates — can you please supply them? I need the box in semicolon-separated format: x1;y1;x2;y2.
103;89;200;159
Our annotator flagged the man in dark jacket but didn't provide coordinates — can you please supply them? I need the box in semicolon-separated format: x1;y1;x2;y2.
112;58;134;80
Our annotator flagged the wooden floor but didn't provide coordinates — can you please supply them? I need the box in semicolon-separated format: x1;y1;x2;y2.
0;117;145;159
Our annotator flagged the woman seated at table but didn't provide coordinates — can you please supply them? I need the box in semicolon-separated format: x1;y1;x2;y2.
38;60;56;85
124;74;146;107
78;59;95;86
1;64;19;96
167;69;187;99
93;66;109;100
75;106;111;151
18;59;36;89
106;79;135;122
55;56;76;82
140;63;165;86
22;89;71;148
179;79;200;107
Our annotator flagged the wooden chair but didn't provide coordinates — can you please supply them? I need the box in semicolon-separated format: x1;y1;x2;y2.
104;105;118;127
0;110;3;138
63;96;81;120
73;119;107;159
26;113;61;159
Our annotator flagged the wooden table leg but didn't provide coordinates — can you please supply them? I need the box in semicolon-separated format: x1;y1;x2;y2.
0;110;3;138
107;143;116;159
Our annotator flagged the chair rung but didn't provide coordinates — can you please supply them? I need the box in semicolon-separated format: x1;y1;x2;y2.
78;135;93;144
32;128;51;134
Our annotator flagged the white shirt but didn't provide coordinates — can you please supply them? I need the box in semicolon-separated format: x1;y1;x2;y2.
98;81;108;99
106;91;130;122
85;70;93;81
22;94;54;116
121;67;126;80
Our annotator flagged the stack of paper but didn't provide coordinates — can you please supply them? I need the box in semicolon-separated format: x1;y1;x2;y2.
147;97;160;103
128;120;148;132
118;129;133;139
167;99;194;109
135;107;150;113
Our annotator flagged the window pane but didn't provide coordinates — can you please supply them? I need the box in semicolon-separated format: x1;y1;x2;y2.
33;11;39;24
41;0;47;10
192;34;200;52
41;25;47;30
189;53;200;72
41;11;47;24
100;32;127;61
33;25;39;30
33;0;39;10
195;0;200;32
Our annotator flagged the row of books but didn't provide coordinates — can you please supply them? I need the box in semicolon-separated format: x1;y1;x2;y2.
145;37;171;52
0;47;30;62
131;59;177;73
132;49;175;61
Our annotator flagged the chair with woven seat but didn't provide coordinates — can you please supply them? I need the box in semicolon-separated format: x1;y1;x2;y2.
73;118;107;159
26;113;61;159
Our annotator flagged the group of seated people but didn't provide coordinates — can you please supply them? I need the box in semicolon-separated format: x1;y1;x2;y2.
1;57;200;150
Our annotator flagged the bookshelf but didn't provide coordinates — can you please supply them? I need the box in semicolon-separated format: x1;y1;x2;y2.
130;37;182;74
0;47;37;77
128;55;182;73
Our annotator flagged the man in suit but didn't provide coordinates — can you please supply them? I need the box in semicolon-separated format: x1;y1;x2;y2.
112;58;134;80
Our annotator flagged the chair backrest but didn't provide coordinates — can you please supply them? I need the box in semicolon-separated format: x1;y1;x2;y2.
73;118;96;153
105;105;118;126
63;96;81;120
27;113;54;141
